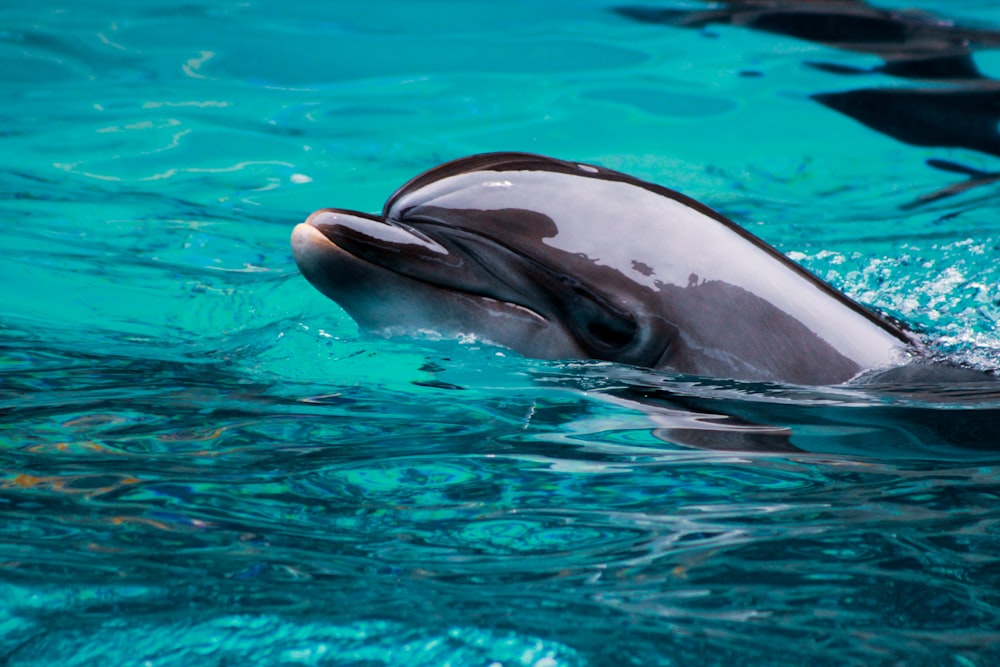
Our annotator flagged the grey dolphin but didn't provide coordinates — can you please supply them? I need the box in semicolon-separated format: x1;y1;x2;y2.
291;153;915;385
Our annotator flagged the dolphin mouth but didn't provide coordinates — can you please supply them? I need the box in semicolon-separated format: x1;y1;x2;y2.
293;207;652;362
292;209;548;322
298;209;454;269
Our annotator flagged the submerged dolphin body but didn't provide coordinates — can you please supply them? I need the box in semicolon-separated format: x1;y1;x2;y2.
291;153;916;385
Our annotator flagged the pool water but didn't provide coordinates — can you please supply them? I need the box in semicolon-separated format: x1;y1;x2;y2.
3;1;1000;665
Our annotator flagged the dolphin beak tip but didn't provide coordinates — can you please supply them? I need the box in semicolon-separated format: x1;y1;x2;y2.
291;221;336;264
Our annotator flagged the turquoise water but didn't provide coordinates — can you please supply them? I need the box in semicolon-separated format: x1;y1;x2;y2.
3;0;1000;665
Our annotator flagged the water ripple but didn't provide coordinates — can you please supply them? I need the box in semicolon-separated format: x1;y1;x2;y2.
3;0;1000;665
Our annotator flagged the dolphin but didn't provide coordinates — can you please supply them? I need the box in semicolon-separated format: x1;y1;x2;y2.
291;153;917;385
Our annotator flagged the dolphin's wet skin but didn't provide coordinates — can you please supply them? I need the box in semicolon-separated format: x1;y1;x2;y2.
292;152;923;386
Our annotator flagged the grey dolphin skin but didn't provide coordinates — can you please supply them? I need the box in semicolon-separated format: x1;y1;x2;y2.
291;153;916;385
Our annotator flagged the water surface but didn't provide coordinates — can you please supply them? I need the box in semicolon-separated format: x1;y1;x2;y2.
2;1;1000;665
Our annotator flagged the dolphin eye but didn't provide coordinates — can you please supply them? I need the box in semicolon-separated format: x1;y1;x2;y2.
586;318;636;349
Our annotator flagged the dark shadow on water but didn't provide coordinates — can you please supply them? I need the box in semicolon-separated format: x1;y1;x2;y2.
613;0;1000;208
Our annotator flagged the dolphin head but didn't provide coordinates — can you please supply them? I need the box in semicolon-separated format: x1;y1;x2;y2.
292;152;911;383
291;154;685;366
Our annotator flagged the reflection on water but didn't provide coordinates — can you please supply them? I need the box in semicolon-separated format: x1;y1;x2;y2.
615;0;1000;208
4;341;1000;665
